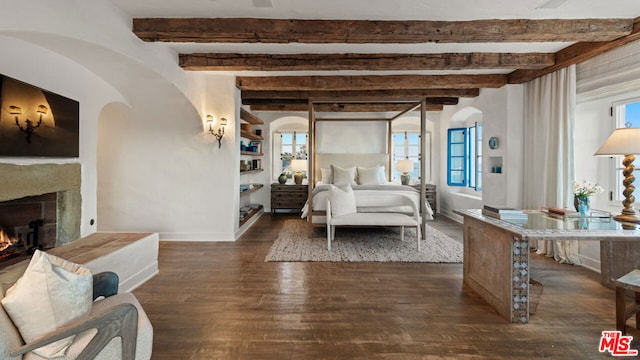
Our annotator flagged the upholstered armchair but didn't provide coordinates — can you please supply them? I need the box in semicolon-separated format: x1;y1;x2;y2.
0;251;153;360
1;292;153;360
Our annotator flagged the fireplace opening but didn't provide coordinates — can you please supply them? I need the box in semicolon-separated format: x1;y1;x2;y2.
0;193;56;268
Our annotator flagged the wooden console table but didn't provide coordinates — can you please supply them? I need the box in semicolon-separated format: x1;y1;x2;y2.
455;209;640;324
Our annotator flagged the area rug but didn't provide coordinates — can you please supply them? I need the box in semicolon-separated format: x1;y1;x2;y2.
265;219;463;263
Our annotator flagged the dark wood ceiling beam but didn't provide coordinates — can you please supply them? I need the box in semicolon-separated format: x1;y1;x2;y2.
134;18;633;44
242;97;458;106
241;88;479;100
250;103;444;112
180;52;555;71
236;74;506;91
509;17;640;84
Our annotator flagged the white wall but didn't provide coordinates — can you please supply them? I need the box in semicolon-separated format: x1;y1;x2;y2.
1;0;244;241
438;85;525;221
0;35;125;238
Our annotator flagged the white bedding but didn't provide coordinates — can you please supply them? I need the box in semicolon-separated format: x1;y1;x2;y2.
301;184;434;221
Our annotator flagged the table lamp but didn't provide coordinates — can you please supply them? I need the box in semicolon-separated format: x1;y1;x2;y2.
290;159;308;185
397;159;414;185
594;127;640;224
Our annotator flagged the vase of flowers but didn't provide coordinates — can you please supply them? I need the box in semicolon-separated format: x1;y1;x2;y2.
573;180;604;216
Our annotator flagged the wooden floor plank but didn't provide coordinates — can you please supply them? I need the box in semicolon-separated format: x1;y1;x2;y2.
133;214;636;359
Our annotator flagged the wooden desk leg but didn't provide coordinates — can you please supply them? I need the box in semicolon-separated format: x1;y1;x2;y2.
635;291;640;333
616;286;627;334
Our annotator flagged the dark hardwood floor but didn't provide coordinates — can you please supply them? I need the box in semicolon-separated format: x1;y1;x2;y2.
133;214;631;359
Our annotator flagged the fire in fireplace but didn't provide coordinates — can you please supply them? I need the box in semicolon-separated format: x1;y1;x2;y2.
0;219;45;262
0;227;27;261
0;193;56;267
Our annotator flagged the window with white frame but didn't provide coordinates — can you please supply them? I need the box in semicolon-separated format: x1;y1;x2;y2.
447;123;482;191
274;131;308;179
392;131;420;182
611;99;640;204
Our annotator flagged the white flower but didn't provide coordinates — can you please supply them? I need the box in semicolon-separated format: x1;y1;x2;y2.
573;180;604;198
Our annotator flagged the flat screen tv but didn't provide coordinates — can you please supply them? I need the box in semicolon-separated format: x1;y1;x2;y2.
0;74;79;157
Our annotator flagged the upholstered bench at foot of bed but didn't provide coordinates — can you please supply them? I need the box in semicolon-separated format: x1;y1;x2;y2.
326;196;422;251
327;213;421;251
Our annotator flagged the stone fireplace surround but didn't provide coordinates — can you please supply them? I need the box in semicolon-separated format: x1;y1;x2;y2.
0;163;81;246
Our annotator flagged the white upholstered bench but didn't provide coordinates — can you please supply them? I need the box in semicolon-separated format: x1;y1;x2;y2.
326;194;422;251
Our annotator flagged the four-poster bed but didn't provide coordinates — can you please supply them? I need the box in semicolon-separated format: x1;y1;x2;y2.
302;99;435;233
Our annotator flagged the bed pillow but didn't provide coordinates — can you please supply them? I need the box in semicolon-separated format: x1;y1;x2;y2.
1;250;93;358
378;165;388;183
357;166;383;185
328;184;357;216
320;167;332;183
331;165;357;187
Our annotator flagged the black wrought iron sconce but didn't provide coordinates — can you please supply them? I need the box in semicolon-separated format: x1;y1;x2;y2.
206;114;227;148
10;104;48;144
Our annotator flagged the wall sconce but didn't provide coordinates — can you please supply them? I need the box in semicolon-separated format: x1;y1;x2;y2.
10;104;47;144
206;114;227;148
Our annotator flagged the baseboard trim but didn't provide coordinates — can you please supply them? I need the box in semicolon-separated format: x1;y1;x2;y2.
120;262;159;292
577;254;601;274
159;232;235;241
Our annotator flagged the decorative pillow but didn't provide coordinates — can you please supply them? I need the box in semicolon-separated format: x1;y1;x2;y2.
357;166;383;185
378;165;388;183
331;165;357;187
1;250;93;358
320;167;332;183
328;184;357;216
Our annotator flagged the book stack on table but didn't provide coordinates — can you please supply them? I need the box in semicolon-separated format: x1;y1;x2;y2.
545;207;611;218
482;205;528;220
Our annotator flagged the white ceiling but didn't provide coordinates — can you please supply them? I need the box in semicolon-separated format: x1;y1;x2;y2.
109;0;640;76
111;0;639;21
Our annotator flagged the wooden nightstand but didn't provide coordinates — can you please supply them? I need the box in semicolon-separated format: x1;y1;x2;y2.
271;184;308;214
413;184;437;218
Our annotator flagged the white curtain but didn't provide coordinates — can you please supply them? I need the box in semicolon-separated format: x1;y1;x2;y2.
523;65;580;264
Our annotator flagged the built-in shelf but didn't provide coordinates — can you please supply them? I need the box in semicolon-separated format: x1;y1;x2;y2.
489;156;503;174
240;130;263;141
240;183;264;197
239;204;263;227
241;151;264;156
238;109;266;231
240;108;264;125
240;169;264;175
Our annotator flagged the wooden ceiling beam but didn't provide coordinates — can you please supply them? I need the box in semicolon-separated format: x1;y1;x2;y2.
509;17;640;84
134;18;633;44
241;88;479;100
180;52;555;71
250;103;444;112
236;74;506;91
242;97;458;106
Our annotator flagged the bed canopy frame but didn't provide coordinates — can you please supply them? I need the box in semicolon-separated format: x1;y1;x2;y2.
306;98;431;231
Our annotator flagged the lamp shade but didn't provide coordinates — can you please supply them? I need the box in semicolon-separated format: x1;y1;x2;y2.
397;159;414;173
594;128;640;156
290;159;308;172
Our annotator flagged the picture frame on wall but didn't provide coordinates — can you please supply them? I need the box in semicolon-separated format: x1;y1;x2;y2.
0;74;80;157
